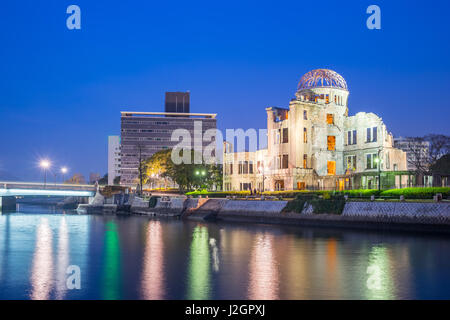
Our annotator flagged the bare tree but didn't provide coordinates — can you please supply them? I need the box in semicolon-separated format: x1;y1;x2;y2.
425;134;450;165
405;137;430;174
405;135;450;175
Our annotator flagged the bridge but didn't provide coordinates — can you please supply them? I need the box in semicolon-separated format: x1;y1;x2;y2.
0;181;97;212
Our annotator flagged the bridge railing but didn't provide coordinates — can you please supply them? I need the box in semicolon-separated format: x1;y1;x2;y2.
0;181;97;191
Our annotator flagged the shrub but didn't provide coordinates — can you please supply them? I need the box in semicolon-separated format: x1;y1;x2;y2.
282;198;308;213
148;196;160;208
380;187;450;199
283;194;345;214
309;195;346;214
338;189;382;198
185;190;251;198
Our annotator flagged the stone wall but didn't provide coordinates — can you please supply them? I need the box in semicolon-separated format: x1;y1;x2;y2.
342;202;450;221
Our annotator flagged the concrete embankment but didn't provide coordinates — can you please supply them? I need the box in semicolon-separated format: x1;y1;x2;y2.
78;193;450;233
214;200;450;233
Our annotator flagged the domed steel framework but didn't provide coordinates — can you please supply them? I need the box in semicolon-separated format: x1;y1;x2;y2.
297;69;348;91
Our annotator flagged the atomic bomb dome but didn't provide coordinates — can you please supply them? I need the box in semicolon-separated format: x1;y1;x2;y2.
297;69;348;91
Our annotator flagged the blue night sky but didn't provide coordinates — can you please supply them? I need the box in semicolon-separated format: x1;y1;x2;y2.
0;0;449;181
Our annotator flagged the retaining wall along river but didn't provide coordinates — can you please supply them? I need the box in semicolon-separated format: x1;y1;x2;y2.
78;195;450;232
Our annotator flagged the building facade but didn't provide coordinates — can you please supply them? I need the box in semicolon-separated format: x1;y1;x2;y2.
108;135;121;185
394;137;430;171
120;111;217;187
223;69;408;191
165;91;190;113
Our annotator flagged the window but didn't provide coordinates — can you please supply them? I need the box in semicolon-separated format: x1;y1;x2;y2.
240;183;252;191
297;182;306;190
273;129;280;144
303;154;307;168
238;161;243;174
282;154;289;169
347;130;357;145
249;161;254;174
230;163;233;175
327;136;336;151
243;161;249;174
325;95;329;104
366;153;378;169
326;114;334;125
303;110;308;120
346;155;356;171
367;127;377;142
303;127;307;143
275;156;281;169
282;128;289;143
327;161;336;175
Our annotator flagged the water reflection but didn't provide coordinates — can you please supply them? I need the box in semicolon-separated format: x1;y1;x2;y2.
187;226;210;300
55;217;69;300
248;233;279;300
365;245;395;299
141;220;165;300
102;221;121;300
30;218;54;300
209;238;219;272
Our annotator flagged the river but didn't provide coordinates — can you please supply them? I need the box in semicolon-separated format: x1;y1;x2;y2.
1;204;450;299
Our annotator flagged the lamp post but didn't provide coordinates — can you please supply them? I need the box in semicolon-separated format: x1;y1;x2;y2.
40;160;51;189
258;164;266;192
61;167;68;183
374;150;382;191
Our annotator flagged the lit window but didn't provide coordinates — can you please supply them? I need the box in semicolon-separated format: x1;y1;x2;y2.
346;155;356;170
303;128;307;143
303;154;307;168
326;114;334;124
327;136;336;151
327;161;336;175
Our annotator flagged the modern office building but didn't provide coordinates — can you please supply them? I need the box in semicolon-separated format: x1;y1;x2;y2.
165;91;190;114
108;135;121;185
223;69;409;191
120;110;217;187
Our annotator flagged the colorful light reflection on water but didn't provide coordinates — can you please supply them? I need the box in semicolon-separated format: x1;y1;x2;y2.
1;205;450;299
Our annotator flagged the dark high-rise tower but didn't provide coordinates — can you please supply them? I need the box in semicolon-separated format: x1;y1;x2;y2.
165;91;190;114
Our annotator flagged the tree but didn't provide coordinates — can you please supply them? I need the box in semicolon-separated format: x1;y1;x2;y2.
425;134;450;165
405;135;450;174
430;154;450;176
98;174;108;185
143;148;222;193
144;149;172;189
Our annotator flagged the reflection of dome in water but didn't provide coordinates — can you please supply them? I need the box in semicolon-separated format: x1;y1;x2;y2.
297;69;348;91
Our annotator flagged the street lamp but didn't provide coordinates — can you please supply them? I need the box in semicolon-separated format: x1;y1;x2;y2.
40;160;51;188
374;150;382;191
258;164;266;192
61;167;68;183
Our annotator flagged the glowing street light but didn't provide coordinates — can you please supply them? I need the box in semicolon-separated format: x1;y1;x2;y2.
61;167;68;183
40;160;51;188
